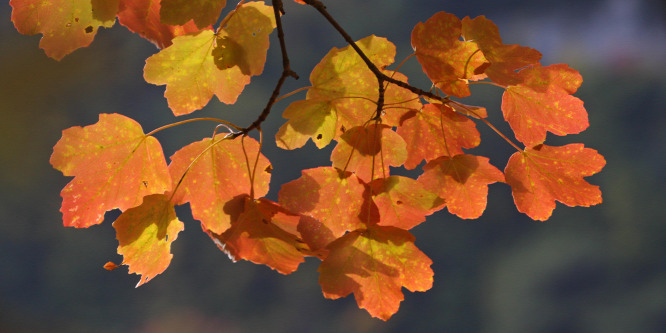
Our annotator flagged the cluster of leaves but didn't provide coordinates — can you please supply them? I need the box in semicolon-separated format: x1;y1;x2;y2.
11;0;605;320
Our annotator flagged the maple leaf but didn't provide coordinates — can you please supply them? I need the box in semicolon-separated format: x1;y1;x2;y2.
117;0;205;49
112;194;184;287
143;1;276;115
411;11;488;98
419;154;504;219
278;167;367;251
397;103;481;170
461;15;541;86
318;225;434;321
206;197;308;274
160;0;227;29
276;36;419;149
504;144;605;220
330;124;407;182
50;114;172;228
370;176;445;230
168;135;271;234
10;0;119;60
501;64;588;147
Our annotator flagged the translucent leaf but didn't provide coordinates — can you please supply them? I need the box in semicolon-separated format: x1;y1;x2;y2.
370;176;444;229
160;0;227;29
50;114;171;228
505;144;605;220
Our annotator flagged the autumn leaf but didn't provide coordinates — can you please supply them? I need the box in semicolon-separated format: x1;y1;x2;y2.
168;135;271;234
113;194;184;287
318;225;434;321
501;64;588;147
10;0;119;60
461;15;541;86
206;197;308;274
419;154;504;219
370;176;445;230
275;100;337;149
50;114;172;228
278;167;367;250
330;124;407;182
397;103;480;170
505;144;605;220
411;11;488;97
160;0;227;29
117;0;205;49
143;1;275;115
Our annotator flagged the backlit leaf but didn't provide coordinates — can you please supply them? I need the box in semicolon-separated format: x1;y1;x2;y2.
501;64;588;147
370;176;445;229
419;154;504;219
117;0;204;49
113;194;184;287
207;197;307;274
411;11;488;97
278;167;367;250
505;144;605;220
397;103;480;170
160;0;227;29
330;124;407;182
50;114;171;228
318;225;433;320
10;0;119;60
168;135;271;234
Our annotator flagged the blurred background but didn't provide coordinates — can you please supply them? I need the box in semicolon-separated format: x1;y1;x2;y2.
1;0;665;332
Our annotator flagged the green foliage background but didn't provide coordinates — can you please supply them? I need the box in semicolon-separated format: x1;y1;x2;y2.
1;0;665;332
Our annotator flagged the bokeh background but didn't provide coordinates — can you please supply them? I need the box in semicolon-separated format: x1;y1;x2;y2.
1;0;665;332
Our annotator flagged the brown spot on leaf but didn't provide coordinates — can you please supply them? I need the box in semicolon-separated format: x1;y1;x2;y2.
85;26;93;33
317;134;323;140
265;165;273;174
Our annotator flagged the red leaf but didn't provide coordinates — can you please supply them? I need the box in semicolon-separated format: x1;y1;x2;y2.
318;225;433;321
330;124;407;182
206;197;308;274
419;154;504;219
505;144;605;220
168;135;271;234
10;0;118;60
411;12;488;97
501;64;588;147
370;176;445;229
278;167;367;250
50;114;171;228
397;103;480;170
113;194;184;287
117;0;205;49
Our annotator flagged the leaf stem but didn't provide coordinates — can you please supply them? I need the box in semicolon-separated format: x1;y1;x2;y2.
448;100;523;152
145;118;241;137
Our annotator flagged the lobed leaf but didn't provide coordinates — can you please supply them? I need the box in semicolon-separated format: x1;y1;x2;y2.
113;194;184;287
504;144;605;220
370;176;445;230
168;135;271;234
50;114;171;228
10;0;119;60
501;64;588;147
419;154;504;219
318;225;434;321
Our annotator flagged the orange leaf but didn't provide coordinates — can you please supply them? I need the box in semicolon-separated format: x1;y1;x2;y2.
419;154;504;219
505;144;605;220
160;0;227;29
113;194;184;287
501;64;588;147
10;0;118;60
168;135;271;234
397;103;480;170
278;167;367;250
411;11;488;97
370;176;445;229
461;15;541;86
143;2;275;115
330;124;407;182
50;114;171;228
206;197;308;274
318;225;433;321
117;0;205;49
